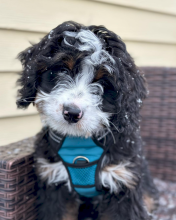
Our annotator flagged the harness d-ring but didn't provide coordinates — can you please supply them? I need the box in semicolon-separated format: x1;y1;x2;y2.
73;156;89;164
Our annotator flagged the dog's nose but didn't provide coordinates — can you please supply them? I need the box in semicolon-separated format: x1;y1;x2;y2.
63;104;83;123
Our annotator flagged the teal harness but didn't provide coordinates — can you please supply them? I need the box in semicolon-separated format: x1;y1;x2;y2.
49;130;109;198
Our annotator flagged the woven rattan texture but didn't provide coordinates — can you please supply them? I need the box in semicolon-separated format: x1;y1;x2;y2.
0;67;175;219
140;67;176;182
0;138;37;220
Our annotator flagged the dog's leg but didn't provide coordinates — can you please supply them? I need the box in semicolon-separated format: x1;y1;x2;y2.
141;158;159;213
98;189;150;220
98;161;155;219
35;158;80;220
36;183;79;220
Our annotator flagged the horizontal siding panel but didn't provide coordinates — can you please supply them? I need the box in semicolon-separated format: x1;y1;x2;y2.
0;0;176;44
0;73;38;118
93;0;176;16
126;42;176;67
0;41;175;118
0;30;44;72
0;115;41;146
0;30;176;73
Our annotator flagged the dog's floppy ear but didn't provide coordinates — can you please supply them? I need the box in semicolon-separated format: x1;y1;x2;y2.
112;43;147;134
110;37;147;134
90;26;147;133
16;21;82;109
16;44;39;109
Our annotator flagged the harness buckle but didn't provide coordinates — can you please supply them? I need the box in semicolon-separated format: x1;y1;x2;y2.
73;156;89;164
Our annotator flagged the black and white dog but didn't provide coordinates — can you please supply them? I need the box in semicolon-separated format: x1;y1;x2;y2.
17;21;158;220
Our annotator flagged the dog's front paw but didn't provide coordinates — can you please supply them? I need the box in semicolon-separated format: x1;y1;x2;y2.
100;162;139;193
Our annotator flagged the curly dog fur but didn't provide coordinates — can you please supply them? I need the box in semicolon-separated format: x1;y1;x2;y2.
16;21;158;220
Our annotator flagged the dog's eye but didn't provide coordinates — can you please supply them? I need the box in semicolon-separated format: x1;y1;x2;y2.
60;68;69;74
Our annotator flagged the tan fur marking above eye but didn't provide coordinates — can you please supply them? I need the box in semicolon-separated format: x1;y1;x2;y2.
37;63;48;72
64;57;75;70
50;53;74;70
95;68;107;80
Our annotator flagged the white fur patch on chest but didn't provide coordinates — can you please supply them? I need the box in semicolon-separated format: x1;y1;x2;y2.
100;162;138;193
37;158;137;195
37;158;71;191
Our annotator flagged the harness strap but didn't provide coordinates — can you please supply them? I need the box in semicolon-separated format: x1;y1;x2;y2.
47;129;130;202
48;130;110;197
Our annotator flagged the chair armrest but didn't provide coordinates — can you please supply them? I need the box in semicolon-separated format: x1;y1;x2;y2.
0;137;37;220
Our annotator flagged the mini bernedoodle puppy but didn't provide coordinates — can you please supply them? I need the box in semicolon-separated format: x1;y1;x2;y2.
16;21;158;220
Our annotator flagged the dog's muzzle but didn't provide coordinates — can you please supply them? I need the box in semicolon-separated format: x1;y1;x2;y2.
63;104;83;123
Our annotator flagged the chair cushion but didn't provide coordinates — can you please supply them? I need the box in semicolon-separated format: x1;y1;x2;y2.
153;178;176;220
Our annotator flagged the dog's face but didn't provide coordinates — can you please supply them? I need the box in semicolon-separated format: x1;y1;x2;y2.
17;21;147;137
34;29;115;136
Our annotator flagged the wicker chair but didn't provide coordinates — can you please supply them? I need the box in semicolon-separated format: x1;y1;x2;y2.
141;67;176;183
0;67;175;220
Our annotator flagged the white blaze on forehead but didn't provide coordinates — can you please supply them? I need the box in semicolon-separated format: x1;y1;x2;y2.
76;30;102;52
64;29;115;73
64;29;101;52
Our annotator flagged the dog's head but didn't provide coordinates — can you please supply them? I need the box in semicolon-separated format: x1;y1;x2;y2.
17;21;147;137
